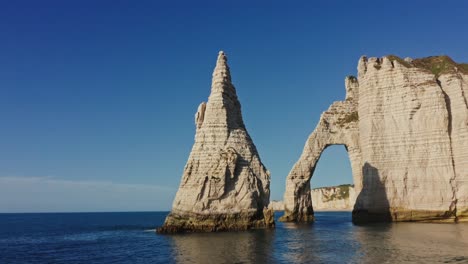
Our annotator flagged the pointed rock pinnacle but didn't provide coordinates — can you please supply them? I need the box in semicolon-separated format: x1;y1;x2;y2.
158;51;273;233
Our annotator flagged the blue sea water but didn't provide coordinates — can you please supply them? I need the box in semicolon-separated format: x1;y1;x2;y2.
0;211;467;263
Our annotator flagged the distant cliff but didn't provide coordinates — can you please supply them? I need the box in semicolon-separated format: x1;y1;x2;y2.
311;184;356;211
270;200;284;211
271;184;356;211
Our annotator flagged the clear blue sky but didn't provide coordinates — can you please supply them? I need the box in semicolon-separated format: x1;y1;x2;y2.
1;0;467;212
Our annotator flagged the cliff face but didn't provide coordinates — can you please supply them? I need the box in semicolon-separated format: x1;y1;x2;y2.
281;55;468;223
312;185;356;211
158;52;274;233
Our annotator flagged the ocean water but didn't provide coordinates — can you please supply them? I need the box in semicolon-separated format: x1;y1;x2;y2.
1;212;467;264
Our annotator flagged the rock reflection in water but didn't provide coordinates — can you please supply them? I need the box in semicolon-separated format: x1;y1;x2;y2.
167;212;468;264
169;229;274;263
351;222;468;263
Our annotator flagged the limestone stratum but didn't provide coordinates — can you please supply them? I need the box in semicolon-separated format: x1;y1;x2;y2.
281;55;468;224
157;51;274;233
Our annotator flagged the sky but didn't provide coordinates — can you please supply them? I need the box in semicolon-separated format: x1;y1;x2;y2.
1;0;468;212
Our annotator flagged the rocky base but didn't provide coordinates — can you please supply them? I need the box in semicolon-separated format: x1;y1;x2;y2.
278;210;315;222
458;208;468;222
157;208;275;234
352;209;462;224
278;208;468;224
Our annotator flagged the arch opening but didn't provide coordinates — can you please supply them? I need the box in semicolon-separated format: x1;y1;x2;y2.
310;145;356;216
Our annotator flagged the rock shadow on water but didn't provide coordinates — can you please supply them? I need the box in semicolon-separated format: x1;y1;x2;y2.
352;162;392;224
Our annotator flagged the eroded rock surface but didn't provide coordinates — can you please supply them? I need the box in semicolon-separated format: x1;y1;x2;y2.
281;55;468;223
158;52;273;233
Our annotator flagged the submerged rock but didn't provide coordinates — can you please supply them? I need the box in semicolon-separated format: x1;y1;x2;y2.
157;52;273;233
281;55;468;223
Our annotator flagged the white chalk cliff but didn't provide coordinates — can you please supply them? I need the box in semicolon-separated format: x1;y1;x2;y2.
281;56;468;223
311;185;356;211
158;51;273;233
270;185;356;212
270;200;285;211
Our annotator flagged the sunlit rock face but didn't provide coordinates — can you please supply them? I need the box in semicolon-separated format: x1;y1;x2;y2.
281;56;468;223
158;52;273;233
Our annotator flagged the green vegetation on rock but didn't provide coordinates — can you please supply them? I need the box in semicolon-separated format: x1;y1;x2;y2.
412;56;466;77
386;55;468;77
458;63;468;72
336;112;359;127
386;55;412;67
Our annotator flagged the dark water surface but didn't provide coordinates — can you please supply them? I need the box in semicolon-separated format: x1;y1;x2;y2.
1;212;467;263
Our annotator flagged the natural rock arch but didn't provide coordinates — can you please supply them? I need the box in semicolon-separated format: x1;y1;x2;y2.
281;55;468;223
279;77;363;222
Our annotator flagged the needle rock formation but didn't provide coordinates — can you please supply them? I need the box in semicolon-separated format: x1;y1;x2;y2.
157;51;274;233
281;55;468;223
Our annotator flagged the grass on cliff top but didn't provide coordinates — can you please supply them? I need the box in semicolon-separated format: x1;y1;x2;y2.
386;55;412;68
459;63;468;72
386;55;468;77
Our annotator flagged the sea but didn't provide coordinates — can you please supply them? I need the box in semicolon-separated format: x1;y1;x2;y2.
1;211;467;264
